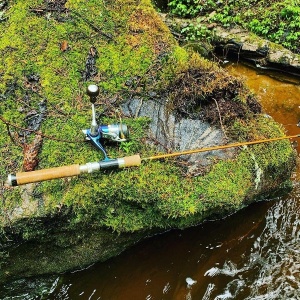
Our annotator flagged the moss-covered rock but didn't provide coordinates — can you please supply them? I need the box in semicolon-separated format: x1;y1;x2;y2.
0;0;296;284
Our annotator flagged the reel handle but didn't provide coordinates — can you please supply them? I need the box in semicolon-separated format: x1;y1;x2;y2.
86;84;100;136
87;84;99;104
7;155;141;186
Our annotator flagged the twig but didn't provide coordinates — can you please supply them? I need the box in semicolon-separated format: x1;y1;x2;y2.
147;134;172;153
29;7;67;13
5;123;17;145
0;116;83;144
212;98;228;139
71;11;114;41
135;98;143;118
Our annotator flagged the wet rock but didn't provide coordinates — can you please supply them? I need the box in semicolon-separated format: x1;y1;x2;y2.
213;26;300;74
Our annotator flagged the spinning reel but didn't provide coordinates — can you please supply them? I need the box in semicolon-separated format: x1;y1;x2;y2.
83;84;129;161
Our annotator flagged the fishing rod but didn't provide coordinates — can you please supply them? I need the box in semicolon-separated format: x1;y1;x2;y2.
6;86;300;186
143;134;300;161
7;133;300;186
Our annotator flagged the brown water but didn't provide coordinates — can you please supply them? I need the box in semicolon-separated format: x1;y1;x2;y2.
227;63;300;153
227;63;300;180
2;63;300;299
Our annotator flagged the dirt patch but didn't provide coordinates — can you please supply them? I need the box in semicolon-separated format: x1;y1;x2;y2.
166;67;262;125
127;7;172;55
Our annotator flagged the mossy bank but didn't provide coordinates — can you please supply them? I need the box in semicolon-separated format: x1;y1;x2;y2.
163;0;300;75
0;0;297;284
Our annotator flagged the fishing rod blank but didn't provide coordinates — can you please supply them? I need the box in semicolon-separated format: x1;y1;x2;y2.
143;134;300;161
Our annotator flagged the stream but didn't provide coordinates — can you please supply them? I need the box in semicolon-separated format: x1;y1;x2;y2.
1;63;300;299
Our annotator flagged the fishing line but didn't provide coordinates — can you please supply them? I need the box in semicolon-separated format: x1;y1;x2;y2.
0;115;83;143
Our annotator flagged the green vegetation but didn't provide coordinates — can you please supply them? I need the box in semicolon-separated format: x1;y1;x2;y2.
181;22;214;42
168;0;300;52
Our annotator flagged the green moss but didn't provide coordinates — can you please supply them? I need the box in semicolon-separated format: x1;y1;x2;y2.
30;114;295;234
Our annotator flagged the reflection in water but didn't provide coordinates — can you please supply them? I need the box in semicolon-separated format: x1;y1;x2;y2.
249;192;300;298
1;64;300;299
226;63;300;181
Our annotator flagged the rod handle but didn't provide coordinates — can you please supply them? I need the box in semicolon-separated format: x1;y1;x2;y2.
7;155;142;186
8;164;81;186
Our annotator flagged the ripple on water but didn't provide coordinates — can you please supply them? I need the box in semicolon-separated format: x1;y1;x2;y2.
204;192;300;299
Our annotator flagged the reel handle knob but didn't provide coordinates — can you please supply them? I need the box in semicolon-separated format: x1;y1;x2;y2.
87;84;99;104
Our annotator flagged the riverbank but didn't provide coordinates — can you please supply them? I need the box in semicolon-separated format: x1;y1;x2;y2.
0;0;297;285
2;58;300;300
162;0;300;76
160;15;300;77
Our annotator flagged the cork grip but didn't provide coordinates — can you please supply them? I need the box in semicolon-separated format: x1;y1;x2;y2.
16;164;81;185
122;155;141;167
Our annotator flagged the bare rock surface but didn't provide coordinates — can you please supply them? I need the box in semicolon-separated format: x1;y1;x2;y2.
122;97;235;171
